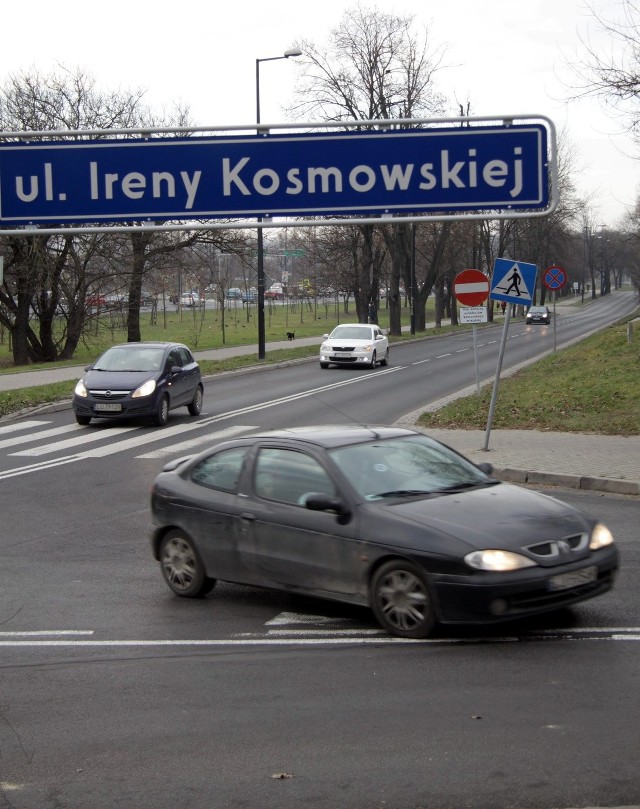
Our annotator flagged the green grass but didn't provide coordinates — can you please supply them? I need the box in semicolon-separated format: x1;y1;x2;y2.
417;315;640;435
3;298;637;435
0;298;407;371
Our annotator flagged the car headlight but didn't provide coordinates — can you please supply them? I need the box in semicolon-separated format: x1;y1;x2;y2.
362;344;373;351
132;378;157;398
589;522;614;550
74;379;88;398
320;343;330;352
465;549;537;571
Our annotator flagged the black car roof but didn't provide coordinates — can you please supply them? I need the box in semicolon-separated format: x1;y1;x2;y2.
236;425;417;449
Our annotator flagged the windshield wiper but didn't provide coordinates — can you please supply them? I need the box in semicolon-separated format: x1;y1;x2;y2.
374;489;435;499
433;480;500;493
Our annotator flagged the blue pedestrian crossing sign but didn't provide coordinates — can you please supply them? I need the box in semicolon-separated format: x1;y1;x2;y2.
490;258;537;306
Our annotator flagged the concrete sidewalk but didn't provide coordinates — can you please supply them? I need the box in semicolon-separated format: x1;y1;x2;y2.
1;333;638;496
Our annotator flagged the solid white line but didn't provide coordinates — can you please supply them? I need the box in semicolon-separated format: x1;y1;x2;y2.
0;455;80;479
0;630;94;636
1;631;639;649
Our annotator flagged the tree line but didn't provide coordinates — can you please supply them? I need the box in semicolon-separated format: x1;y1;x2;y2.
1;5;639;366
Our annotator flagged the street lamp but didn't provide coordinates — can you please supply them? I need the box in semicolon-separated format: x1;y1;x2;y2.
255;48;302;359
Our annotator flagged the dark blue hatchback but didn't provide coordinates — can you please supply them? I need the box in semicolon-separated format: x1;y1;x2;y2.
72;341;203;427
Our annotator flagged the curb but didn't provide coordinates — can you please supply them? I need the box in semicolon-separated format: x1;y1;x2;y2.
495;467;640;497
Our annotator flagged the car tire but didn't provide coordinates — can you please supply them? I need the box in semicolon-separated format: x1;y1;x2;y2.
370;560;436;638
369;351;377;369
188;385;203;416
159;530;216;598
320;362;329;369
75;414;91;426
153;394;170;427
380;349;390;367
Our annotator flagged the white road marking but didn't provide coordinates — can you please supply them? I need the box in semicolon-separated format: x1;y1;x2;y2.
0;423;81;450
136;425;256;458
1;627;639;649
0;455;81;479
0;630;94;636
0;420;50;436
11;424;140;456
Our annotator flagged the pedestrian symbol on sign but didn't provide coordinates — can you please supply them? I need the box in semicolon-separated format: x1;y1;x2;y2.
490;258;537;306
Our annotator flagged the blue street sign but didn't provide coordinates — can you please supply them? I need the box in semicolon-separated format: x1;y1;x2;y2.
0;124;549;226
490;258;538;306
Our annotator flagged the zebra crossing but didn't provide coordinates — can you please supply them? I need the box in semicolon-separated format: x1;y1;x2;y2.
0;416;257;479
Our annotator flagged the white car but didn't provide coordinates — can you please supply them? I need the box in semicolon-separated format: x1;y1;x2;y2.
180;292;200;308
320;323;389;369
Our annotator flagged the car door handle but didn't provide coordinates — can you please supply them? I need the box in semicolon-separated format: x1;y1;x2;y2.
240;512;256;522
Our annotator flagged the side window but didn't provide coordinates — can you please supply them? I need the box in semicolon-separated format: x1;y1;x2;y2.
166;349;181;370
254;448;336;505
191;447;248;492
178;347;193;366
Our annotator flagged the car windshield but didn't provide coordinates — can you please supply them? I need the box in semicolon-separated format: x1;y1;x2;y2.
529;307;546;313
329;325;373;340
328;434;495;500
93;346;165;372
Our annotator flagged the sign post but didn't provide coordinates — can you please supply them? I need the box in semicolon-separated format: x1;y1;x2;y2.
543;265;567;353
453;269;490;393
484;258;539;450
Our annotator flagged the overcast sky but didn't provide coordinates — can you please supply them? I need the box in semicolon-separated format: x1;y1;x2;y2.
1;0;636;227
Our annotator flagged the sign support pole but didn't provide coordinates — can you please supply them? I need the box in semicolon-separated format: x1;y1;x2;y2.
473;325;480;394
483;309;511;451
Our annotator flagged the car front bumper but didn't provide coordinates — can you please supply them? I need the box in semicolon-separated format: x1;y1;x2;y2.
429;546;619;624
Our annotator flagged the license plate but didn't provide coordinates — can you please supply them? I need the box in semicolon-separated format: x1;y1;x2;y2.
95;402;122;412
548;565;597;591
334;352;351;358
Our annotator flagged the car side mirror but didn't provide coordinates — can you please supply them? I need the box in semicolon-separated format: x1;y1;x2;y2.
476;462;494;475
305;493;351;521
323;334;329;339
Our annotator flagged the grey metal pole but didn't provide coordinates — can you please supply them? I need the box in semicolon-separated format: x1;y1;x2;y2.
483;307;511;451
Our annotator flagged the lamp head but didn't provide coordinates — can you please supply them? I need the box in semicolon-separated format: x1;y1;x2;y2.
284;48;303;58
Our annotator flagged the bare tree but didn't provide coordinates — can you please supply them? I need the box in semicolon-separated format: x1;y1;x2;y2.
568;1;640;141
289;4;448;330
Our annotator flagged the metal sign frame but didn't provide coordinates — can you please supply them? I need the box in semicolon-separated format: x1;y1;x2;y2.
0;114;558;236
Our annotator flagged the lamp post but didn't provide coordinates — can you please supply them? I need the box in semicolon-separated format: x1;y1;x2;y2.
255;48;302;359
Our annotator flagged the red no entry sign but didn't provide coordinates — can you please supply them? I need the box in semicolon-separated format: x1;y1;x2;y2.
453;269;490;307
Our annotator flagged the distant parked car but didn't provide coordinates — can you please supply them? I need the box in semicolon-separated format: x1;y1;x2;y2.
180;292;200;308
73;341;203;427
320;323;389;369
85;294;107;308
226;288;242;300
526;305;551;325
242;288;257;303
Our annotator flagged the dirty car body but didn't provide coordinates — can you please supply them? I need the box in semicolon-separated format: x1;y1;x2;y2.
149;426;618;638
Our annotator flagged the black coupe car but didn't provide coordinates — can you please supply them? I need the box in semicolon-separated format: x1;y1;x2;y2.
150;425;618;638
73;341;203;427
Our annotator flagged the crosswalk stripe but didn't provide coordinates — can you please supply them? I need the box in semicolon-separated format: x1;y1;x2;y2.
0;423;80;450
136;425;257;458
11;424;140;456
0;420;50;436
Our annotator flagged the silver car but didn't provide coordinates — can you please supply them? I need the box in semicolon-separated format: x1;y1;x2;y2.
320;323;390;369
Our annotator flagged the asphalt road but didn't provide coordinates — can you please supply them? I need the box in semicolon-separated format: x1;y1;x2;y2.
0;293;638;809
